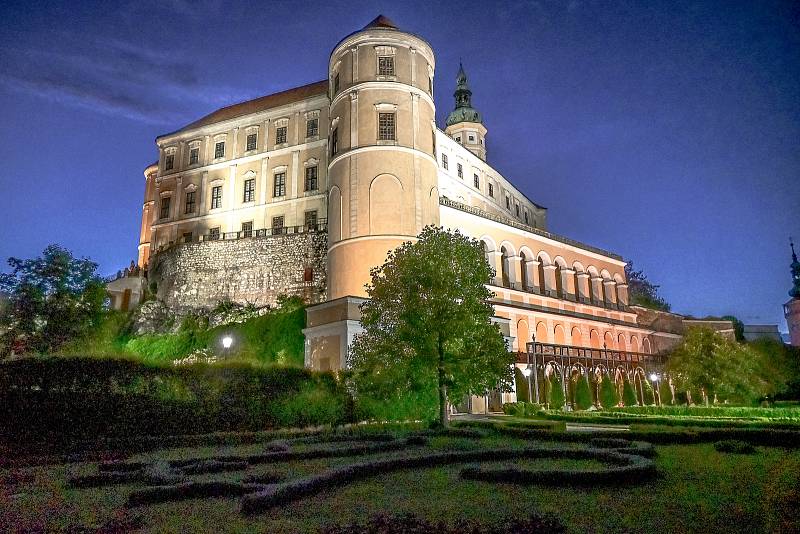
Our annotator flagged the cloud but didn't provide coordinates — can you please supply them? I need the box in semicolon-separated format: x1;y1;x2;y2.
0;34;257;125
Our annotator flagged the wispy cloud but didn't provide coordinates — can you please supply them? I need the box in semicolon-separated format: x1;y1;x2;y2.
0;34;257;125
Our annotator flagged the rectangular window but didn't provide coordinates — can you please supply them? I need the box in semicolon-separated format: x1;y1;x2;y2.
306;118;319;138
378;56;395;76
272;215;285;234
331;128;338;156
164;154;174;171
189;147;199;165
441;153;448;170
184;191;196;214
304;210;318;230
457;163;463;179
473;174;480;189
505;195;510;209
304;166;318;191
378;112;395;141
214;141;225;159
182;232;192;243
159;197;171;219
488;183;494;198
211;186;222;209
246;133;257;152
209;227;220;240
273;172;286;197
334;73;340;93
428;76;433;95
241;221;253;238
515;204;520;217
524;211;529;224
243;178;255;202
275;126;287;145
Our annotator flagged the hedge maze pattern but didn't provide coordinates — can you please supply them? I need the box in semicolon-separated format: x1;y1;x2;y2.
65;430;658;516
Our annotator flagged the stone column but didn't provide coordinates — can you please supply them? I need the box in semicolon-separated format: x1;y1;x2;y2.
351;46;358;83
291;150;300;200
199;171;208;214
510;255;522;289
204;135;211;164
232;127;239;158
543;265;558;296
617;284;629;306
259;157;269;205
529;259;541;292
604;280;618;307
562;268;576;300
591;277;604;304
489;250;503;286
576;273;591;302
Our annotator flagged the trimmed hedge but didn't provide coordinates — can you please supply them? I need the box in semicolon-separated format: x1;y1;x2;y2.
239;445;655;515
0;356;354;445
128;481;263;507
713;440;756;454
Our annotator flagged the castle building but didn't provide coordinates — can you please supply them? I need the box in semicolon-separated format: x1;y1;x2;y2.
125;15;702;411
784;240;800;347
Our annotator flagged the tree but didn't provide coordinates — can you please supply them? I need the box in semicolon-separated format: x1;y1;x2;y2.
665;327;772;404
0;245;106;357
349;227;513;427
548;373;565;409
624;261;670;312
573;375;593;410
622;379;638;407
599;374;618;408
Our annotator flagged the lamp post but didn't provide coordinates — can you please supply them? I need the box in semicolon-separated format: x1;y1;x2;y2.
521;366;532;403
649;372;660;406
222;335;233;359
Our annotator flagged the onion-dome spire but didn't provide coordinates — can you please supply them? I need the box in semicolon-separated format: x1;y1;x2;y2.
446;62;482;126
790;238;800;299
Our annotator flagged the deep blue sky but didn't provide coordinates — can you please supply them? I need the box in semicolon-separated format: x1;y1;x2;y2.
1;0;798;331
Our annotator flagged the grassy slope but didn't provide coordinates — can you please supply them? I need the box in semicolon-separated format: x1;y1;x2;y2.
59;304;306;367
2;432;798;532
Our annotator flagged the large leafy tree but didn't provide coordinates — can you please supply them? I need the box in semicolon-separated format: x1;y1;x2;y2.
666;327;777;404
349;226;513;426
624;261;670;312
0;245;106;356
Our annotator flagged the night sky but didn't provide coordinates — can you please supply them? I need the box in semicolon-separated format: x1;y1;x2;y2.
1;1;798;332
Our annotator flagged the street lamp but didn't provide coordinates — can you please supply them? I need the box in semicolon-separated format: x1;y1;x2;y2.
222;335;233;359
649;372;660;406
521;366;533;404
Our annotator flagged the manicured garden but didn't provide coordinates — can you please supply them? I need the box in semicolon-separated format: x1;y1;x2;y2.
2;419;798;532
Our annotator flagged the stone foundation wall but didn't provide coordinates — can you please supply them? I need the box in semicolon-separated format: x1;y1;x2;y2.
148;232;327;311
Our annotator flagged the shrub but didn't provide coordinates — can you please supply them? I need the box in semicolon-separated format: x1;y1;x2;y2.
574;376;593;410
599;374;618;409
548;375;565;409
501;402;544;417
642;380;655;406
514;368;530;403
622;379;638;407
714;440;756;454
658;380;673;405
127;481;259;507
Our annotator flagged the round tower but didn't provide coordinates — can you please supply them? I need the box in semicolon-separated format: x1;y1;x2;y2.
326;15;440;299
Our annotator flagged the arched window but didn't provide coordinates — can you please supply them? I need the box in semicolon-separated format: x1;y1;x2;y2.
519;252;527;289
500;246;510;287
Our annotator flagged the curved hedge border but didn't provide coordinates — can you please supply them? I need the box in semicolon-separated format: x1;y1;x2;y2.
460;448;655;486
238;445;655;515
128;481;264;507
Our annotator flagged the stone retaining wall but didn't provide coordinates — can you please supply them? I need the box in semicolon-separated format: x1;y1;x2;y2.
148;232;327;311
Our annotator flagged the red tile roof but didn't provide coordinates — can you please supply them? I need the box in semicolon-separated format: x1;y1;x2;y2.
161;80;328;138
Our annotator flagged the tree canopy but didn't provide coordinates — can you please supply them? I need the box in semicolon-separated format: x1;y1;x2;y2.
0;244;106;356
665;327;792;404
349;226;513;426
624;261;670;312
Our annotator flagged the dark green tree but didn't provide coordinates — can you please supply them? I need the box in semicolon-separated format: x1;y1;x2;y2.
0;245;106;356
349;227;513;427
574;375;593;410
622;379;639;407
624;261;670;312
599;374;618;408
548;373;566;409
514;367;531;403
666;327;774;404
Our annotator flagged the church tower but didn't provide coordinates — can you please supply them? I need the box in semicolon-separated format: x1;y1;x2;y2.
784;239;800;347
445;63;487;160
325;15;440;300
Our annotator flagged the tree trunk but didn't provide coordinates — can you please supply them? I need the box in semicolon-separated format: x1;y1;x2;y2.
438;333;448;427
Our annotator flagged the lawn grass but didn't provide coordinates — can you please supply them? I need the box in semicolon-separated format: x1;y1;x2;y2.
2;428;798;533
